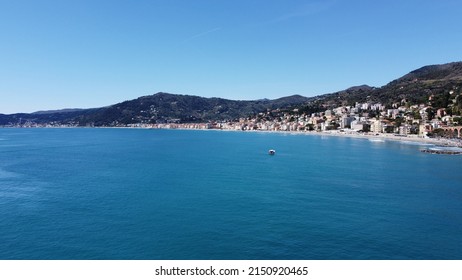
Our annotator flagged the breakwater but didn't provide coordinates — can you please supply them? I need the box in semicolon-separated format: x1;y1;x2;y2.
420;149;462;155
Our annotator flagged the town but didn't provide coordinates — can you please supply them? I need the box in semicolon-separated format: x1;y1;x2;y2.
148;95;462;144
11;94;462;146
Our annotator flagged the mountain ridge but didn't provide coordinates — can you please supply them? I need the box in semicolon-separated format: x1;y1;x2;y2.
1;61;462;126
397;62;462;82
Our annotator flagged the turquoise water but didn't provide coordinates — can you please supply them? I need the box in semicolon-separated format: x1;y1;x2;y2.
0;128;461;259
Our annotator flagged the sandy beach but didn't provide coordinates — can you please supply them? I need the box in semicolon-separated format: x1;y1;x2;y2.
310;130;462;148
152;124;462;149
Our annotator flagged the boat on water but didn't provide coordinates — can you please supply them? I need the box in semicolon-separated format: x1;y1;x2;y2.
268;149;276;155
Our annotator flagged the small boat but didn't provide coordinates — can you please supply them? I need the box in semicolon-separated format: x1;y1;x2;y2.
268;149;276;155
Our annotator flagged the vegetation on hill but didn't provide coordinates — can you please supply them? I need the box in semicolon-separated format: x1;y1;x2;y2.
1;62;462;127
291;62;462;116
0;93;311;126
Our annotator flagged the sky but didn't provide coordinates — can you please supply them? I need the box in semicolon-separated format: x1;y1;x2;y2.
1;0;462;114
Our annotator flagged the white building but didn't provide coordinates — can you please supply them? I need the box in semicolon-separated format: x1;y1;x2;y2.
370;119;383;133
351;120;366;131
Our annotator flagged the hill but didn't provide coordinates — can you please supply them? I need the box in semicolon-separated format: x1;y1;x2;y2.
294;62;462;115
0;93;311;126
2;62;462;127
397;62;462;82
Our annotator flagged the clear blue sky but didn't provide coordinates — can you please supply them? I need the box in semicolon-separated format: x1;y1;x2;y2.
1;0;461;114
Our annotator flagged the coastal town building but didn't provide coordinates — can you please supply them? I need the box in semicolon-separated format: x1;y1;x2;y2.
370;119;383;134
4;84;462;149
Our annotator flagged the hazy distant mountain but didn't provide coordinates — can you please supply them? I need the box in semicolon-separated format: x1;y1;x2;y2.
32;108;88;115
1;62;462;126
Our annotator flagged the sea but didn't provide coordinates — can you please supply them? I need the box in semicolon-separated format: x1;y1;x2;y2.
0;128;461;260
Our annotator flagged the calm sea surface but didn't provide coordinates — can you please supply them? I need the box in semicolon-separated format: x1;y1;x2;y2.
0;128;461;259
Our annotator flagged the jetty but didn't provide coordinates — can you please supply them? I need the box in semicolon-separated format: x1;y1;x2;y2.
420;149;462;155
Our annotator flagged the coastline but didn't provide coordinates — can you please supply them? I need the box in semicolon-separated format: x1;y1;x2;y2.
149;125;462;149
2;125;462;149
306;130;462;147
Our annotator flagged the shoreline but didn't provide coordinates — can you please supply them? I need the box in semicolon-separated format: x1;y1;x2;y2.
306;130;462;147
154;126;462;148
2;125;462;149
146;126;462;149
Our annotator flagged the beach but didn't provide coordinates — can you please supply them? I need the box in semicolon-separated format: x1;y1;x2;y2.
149;123;462;149
311;130;462;148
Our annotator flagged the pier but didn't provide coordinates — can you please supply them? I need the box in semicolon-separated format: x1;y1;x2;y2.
420;149;462;155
